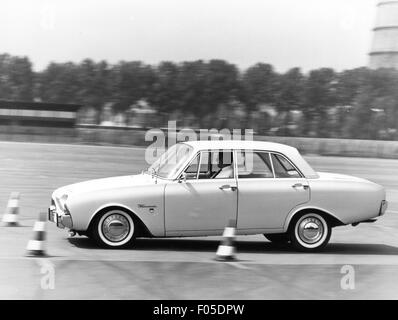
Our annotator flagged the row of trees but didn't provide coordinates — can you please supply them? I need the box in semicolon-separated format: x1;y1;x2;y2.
1;53;398;140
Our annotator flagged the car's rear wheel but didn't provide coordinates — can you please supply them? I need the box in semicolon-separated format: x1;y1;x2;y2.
289;212;331;252
92;209;135;248
264;233;290;244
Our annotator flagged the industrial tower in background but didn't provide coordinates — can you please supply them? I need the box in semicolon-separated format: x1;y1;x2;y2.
369;1;398;69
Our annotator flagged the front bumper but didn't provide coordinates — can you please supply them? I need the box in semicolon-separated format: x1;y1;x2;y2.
48;205;73;229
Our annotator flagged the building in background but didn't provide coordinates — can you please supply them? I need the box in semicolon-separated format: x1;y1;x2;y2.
369;1;398;69
0;100;82;142
0;100;81;128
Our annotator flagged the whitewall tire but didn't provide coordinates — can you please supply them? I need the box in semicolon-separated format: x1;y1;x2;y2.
289;213;331;252
93;209;135;248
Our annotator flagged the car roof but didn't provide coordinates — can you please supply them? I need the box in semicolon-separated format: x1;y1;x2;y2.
183;139;297;153
181;140;319;179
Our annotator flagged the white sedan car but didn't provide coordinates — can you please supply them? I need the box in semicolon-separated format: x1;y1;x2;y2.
49;140;388;252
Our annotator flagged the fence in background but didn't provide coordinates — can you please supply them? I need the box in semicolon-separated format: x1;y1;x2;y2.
0;124;397;159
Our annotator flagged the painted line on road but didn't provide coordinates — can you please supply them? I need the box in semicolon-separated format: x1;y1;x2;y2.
226;261;252;270
3;255;398;266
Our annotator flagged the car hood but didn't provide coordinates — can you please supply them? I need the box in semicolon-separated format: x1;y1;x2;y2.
53;173;157;197
316;171;374;184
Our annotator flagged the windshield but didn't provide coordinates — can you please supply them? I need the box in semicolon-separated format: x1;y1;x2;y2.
147;143;193;179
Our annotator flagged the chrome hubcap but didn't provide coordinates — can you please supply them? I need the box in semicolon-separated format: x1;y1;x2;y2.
298;217;324;244
102;213;130;242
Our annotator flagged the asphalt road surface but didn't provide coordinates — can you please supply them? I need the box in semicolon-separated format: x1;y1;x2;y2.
1;141;398;299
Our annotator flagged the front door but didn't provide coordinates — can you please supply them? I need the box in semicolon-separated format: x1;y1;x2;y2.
165;150;238;236
236;150;310;230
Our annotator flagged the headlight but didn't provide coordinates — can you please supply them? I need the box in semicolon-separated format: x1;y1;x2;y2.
58;194;69;212
64;203;71;215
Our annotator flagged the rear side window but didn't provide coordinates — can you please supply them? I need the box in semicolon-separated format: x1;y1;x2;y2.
236;151;274;179
271;153;301;178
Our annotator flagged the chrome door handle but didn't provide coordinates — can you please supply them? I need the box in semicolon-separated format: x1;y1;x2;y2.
219;185;237;191
292;183;309;190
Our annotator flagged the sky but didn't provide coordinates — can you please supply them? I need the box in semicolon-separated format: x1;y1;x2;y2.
0;0;378;72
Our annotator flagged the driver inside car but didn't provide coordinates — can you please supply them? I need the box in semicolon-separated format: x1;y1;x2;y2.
212;151;234;179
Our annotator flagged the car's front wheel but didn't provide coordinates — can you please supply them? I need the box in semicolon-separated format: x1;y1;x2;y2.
92;209;136;248
289;212;331;252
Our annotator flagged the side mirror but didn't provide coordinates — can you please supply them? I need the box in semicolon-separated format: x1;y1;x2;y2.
178;172;187;183
178;172;197;183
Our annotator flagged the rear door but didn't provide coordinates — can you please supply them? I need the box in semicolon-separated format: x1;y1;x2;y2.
236;150;310;230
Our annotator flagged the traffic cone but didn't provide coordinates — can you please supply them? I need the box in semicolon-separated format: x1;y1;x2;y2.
26;212;47;257
215;219;237;261
1;192;20;226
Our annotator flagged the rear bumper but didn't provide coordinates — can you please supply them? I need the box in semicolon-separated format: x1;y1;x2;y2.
48;205;73;229
379;200;388;216
352;200;388;227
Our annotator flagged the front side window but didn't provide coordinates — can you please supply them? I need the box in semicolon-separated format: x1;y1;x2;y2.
184;150;234;180
236;150;274;179
271;153;301;178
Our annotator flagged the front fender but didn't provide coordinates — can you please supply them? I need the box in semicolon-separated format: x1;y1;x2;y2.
67;184;165;237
